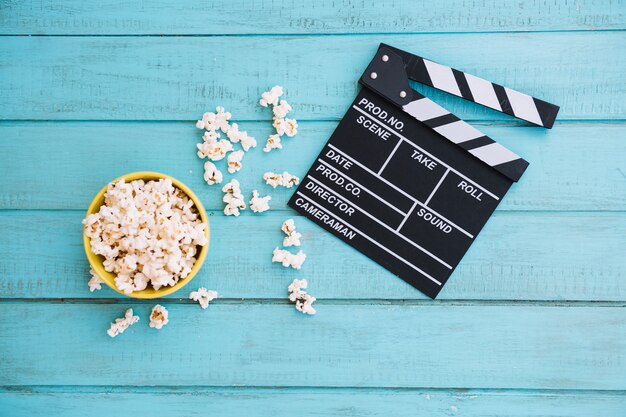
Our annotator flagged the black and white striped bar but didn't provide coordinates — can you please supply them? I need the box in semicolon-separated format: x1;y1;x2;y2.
402;92;529;182
382;43;560;128
360;46;530;182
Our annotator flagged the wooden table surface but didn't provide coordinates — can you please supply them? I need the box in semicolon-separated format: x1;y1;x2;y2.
1;1;625;415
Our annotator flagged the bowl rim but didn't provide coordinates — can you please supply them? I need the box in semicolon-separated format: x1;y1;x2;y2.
83;171;210;299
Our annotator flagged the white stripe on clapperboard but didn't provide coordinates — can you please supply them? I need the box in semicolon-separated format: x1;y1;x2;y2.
423;58;544;126
469;142;521;167
464;73;502;112
423;59;463;97
503;87;543;126
326;144;474;239
352;105;499;201
307;174;453;270
401;97;523;168
296;191;443;286
434;121;484;144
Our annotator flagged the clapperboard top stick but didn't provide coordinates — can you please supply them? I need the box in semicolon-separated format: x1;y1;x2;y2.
360;45;559;182
380;43;560;129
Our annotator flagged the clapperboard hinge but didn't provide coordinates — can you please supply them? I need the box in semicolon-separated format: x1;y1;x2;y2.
360;45;559;182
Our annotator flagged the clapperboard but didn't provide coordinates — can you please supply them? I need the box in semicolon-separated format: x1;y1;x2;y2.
288;44;559;298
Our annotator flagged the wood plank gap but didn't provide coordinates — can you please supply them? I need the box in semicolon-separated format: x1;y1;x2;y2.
1;29;625;37
2;386;626;396
0;298;624;308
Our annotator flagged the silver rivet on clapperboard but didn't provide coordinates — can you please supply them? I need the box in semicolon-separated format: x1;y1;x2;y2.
399;91;407;98
370;72;378;79
382;55;389;62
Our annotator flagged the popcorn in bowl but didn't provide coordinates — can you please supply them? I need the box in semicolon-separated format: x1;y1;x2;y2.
83;173;209;298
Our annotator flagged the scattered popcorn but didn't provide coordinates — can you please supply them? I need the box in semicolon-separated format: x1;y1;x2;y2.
272;100;292;119
222;179;246;216
281;172;300;187
197;136;233;161
224;203;244;216
288;278;308;296
283;118;298;137
249;190;271;213
223;195;246;216
239;133;257;152
288;278;316;315
259;86;299;143
263;134;283;152
83;179;208;294
272;247;306;269
203;161;223;185
195;107;257;187
226;123;257;151
222;178;242;194
259;85;284;107
273;117;299;137
195;106;238;173
107;308;139;337
273;118;286;136
196;107;232;132
281;218;302;247
195;112;216;130
223;192;242;205
263;172;282;188
189;287;218;309
88;268;104;292
227;150;244;174
149;304;169;330
225;123;241;142
202;129;220;143
297;294;316;315
214;106;232;132
263;171;300;188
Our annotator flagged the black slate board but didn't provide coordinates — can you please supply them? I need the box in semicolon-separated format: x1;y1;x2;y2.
288;88;512;299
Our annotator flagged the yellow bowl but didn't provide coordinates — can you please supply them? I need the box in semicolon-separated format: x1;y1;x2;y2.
83;171;210;299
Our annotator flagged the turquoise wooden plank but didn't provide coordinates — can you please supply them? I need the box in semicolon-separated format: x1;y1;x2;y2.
1;303;624;388
0;32;623;121
2;211;626;301
2;0;625;35
2;388;626;417
1;122;625;211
